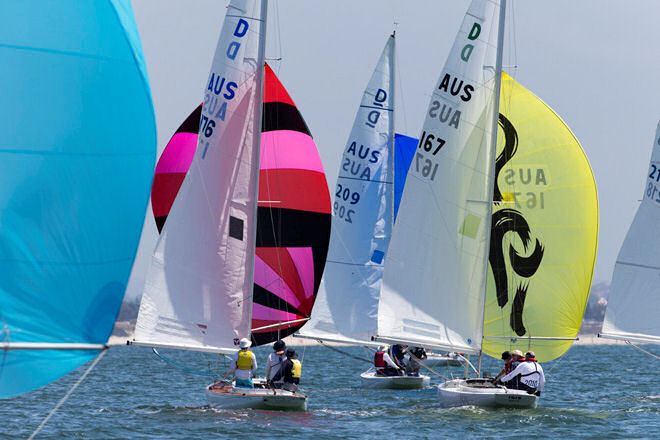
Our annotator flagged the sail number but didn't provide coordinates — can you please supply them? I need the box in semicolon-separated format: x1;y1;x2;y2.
200;115;215;138
412;131;445;181
418;131;446;155
649;164;660;182
334;202;354;223
335;184;360;205
646;181;660;204
333;184;359;224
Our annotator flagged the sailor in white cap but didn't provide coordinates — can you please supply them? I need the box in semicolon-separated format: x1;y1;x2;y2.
231;337;258;388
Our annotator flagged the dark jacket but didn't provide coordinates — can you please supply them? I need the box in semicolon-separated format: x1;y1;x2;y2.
272;358;300;384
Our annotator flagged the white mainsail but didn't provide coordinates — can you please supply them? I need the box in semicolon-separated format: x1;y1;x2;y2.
298;35;395;344
377;0;503;354
134;0;267;353
600;121;660;344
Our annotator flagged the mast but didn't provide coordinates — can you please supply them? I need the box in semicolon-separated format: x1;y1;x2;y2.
390;31;396;235
477;0;506;377
247;0;269;343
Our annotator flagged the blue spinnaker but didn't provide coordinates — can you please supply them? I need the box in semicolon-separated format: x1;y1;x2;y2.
0;1;156;398
394;133;417;221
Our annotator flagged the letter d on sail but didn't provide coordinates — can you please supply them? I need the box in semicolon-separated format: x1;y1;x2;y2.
461;22;482;62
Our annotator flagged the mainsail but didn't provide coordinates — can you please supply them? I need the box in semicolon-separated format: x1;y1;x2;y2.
298;35;396;343
600;122;660;344
483;73;598;362
0;1;156;398
377;0;503;354
146;63;330;347
134;0;267;353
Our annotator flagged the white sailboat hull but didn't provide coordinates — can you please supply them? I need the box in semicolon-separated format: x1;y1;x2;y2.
437;378;538;408
359;369;430;389
421;353;463;368
206;380;307;411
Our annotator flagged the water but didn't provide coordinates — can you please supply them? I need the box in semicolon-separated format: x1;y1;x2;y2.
2;344;658;439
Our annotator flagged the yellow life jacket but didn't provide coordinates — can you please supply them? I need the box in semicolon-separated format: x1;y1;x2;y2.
236;350;253;370
290;359;302;379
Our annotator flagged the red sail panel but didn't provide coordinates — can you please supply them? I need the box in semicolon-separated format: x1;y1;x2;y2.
150;64;330;346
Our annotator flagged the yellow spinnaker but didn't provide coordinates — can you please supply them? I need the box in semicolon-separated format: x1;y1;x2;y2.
482;73;598;362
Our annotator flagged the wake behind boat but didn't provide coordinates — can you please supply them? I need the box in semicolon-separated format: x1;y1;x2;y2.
206;378;307;411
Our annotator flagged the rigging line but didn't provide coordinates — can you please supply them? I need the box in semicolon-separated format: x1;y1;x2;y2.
28;349;107;440
404;348;450;381
317;340;371;364
626;340;660;360
151;348;224;377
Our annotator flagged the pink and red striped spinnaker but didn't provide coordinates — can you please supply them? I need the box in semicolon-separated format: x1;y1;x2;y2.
151;64;331;346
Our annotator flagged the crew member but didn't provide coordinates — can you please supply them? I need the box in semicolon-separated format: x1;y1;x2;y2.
390;344;407;370
272;347;302;392
498;350;545;395
405;346;427;376
231;337;257;388
493;351;512;382
374;345;402;376
265;340;287;387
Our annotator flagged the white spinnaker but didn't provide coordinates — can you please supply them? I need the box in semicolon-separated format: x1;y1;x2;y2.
378;0;502;354
135;0;266;353
601;121;660;344
298;35;395;344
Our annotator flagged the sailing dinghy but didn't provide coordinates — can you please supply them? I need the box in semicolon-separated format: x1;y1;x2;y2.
133;0;330;411
0;1;155;399
376;0;597;408
294;35;430;389
599;122;660;348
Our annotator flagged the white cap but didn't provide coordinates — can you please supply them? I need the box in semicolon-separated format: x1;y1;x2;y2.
239;338;251;349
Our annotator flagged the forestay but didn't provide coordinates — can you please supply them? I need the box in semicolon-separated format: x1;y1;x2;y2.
378;0;502;354
600;121;660;344
299;35;395;344
0;0;156;398
483;74;598;362
135;0;266;353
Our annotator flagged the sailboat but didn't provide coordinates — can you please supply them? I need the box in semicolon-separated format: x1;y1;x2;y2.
293;34;434;389
375;0;597;408
150;63;330;346
599;122;660;347
132;0;331;411
0;1;155;399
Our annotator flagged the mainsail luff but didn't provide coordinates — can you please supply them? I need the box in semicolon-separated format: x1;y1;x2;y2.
134;0;267;354
376;0;503;355
297;34;396;344
600;121;660;345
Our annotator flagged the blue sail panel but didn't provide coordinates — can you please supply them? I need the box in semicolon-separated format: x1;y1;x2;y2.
393;133;418;221
0;0;156;398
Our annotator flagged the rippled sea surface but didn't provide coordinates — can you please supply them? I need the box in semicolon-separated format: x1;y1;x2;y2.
2;344;658;439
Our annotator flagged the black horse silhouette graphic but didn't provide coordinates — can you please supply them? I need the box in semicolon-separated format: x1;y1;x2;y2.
489;114;544;336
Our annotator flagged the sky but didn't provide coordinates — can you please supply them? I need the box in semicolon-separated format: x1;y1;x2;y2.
126;0;660;297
